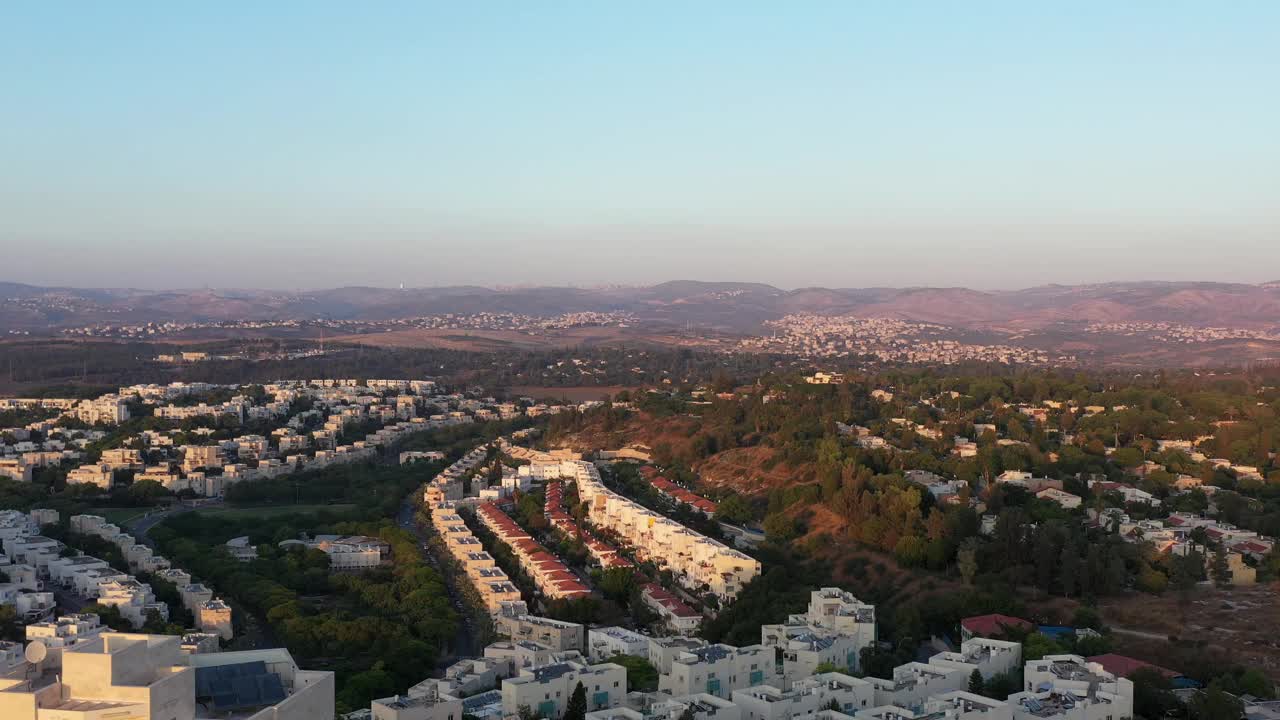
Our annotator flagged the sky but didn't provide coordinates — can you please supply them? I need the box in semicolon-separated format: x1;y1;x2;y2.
2;1;1277;290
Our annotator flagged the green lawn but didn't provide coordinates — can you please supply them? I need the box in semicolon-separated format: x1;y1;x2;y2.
89;507;153;527
192;503;360;520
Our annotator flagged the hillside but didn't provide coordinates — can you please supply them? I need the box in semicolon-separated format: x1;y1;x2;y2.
6;279;1280;332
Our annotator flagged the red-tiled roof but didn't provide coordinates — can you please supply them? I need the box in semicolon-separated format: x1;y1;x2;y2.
642;583;699;618
1087;654;1178;679
960;614;1034;637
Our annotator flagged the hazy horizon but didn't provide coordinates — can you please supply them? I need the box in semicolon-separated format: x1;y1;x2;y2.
4;2;1277;289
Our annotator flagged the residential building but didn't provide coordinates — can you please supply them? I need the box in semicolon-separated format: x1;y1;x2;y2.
496;613;585;653
372;686;463;720
660;644;778;700
198;599;234;640
588;627;650;662
501;660;626;720
1009;655;1133;720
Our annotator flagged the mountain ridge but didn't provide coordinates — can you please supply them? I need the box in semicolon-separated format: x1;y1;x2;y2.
3;279;1279;332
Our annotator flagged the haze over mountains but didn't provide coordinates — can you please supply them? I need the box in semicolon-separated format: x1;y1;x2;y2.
3;280;1280;334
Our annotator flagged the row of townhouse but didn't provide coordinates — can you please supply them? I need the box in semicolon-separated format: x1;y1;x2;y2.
640;467;718;517
70;414;428;496
69;514;233;637
639;584;701;635
474;502;592;601
568;460;761;602
545;480;633;571
428;501;523;613
424;445;493;503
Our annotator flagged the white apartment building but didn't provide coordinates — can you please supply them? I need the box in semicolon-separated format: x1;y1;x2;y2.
763;588;876;682
24;613;105;665
731;672;876;720
1009;656;1133;720
571;461;760;601
281;535;388;570
198;599;234;640
0;633;335;720
659;644;779;700
862;692;1013;720
926;639;1022;682
97;578;169;628
867;662;971;710
501;660;627;720
0;458;33;483
373;686;464;720
496;613;585;653
588;626;650;662
67;463;114;488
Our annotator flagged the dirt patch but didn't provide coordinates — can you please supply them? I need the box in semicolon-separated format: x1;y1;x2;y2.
696;446;813;493
1099;583;1280;680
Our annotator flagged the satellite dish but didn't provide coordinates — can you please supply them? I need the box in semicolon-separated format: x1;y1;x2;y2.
25;641;47;665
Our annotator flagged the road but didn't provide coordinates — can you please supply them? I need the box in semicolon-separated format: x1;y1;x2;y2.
1110;626;1171;642
397;494;479;662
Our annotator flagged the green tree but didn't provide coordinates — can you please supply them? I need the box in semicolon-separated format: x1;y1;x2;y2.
1130;668;1183;720
1022;633;1065;662
607;654;659;692
1210;549;1231;588
564;682;588;720
969;669;985;695
958;539;979;586
1189;681;1244;720
763;513;800;544
715;494;754;525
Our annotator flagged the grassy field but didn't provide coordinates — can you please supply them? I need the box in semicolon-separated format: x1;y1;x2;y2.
89;507;154;526
191;503;360;520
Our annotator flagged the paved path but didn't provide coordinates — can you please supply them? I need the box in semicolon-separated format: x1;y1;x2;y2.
1110;626;1170;642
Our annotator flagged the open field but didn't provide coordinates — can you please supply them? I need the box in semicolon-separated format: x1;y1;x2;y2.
88;507;154;526
1100;583;1280;680
324;326;728;352
192;503;360;520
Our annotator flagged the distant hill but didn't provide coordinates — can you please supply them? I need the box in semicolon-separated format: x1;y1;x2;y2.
3;279;1279;332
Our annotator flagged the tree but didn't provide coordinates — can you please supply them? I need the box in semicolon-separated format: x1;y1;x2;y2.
564;682;588;720
958;539;979;586
678;707;698;720
715;494;754;525
1131;668;1183;720
607;654;659;692
1189;681;1244;720
1022;633;1064;662
969;669;985;695
823;699;842;712
1170;549;1202;611
1210;549;1232;588
126;479;169;504
763;513;800;544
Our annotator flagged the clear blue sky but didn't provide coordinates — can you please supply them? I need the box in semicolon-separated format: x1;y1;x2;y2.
2;2;1277;289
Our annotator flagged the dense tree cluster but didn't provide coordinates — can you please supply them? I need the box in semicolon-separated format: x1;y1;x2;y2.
150;512;459;714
